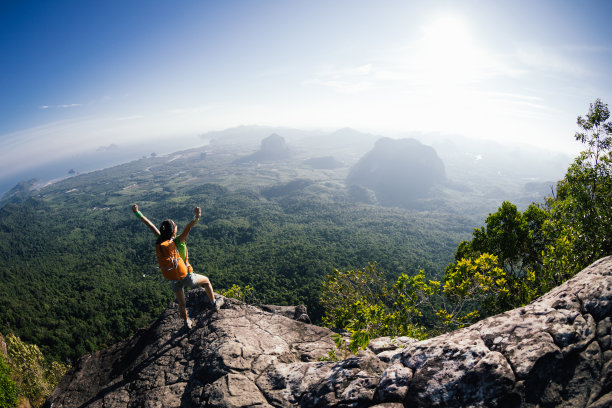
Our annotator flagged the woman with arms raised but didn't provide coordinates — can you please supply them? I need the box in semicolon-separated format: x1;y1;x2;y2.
132;204;218;329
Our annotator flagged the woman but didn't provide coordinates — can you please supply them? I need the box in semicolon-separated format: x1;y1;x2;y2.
132;204;218;329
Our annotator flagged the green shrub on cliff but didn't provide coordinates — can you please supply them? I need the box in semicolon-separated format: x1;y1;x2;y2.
4;333;69;408
321;254;512;352
0;354;18;408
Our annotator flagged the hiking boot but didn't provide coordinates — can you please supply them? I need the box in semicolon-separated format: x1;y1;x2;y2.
184;318;193;329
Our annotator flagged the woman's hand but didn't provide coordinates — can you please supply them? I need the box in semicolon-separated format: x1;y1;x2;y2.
132;204;139;213
194;206;202;219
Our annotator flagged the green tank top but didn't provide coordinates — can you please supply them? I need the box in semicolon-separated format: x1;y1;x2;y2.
175;240;188;262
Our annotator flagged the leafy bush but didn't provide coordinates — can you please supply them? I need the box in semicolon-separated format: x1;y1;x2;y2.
321;263;430;354
321;255;514;353
217;284;257;304
0;354;18;408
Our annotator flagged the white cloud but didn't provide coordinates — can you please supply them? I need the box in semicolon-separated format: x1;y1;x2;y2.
40;103;82;110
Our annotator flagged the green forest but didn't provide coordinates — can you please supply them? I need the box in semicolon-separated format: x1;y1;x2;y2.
0;139;472;364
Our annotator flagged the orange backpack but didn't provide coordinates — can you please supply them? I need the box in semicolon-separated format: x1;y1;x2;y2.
155;239;188;281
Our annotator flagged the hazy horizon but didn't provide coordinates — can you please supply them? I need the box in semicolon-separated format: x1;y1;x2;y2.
0;124;573;198
2;0;611;184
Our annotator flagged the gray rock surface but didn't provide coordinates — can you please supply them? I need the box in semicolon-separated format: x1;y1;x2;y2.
259;304;312;324
46;256;612;407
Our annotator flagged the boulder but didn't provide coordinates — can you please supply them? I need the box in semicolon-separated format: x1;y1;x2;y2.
259;304;311;324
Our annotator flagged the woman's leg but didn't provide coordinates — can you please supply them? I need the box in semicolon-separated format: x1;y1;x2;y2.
174;288;189;321
190;274;215;303
198;276;216;304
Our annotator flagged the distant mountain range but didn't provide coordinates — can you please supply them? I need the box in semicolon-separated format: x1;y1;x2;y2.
2;125;572;213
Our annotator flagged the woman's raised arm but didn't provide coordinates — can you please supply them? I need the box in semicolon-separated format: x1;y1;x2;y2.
177;206;201;243
132;204;160;236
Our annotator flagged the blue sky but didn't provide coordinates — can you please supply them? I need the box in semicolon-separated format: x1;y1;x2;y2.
1;0;612;181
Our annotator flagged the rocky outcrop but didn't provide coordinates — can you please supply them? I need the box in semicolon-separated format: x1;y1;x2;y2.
260;304;312;324
379;256;612;408
45;294;338;408
47;256;612;407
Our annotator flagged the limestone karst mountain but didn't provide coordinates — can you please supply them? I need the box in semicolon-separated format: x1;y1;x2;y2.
47;256;612;407
347;138;446;206
234;133;292;163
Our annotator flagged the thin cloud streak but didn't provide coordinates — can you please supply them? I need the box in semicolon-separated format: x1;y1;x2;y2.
40;103;82;110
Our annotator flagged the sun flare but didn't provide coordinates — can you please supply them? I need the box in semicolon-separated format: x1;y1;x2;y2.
416;14;484;87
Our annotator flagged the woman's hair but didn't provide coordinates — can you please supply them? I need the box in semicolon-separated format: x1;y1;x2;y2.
156;219;177;245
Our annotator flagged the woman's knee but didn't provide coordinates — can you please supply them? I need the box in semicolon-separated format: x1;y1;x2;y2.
198;276;211;285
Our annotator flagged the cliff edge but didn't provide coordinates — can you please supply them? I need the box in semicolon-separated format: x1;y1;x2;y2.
46;256;612;407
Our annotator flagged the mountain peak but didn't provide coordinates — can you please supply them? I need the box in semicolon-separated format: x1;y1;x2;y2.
234;134;292;163
347;137;446;205
47;256;612;407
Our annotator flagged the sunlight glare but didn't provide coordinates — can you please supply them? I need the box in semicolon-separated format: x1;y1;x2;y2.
416;14;485;88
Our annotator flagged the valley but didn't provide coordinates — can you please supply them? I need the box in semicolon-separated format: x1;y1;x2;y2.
0;127;570;362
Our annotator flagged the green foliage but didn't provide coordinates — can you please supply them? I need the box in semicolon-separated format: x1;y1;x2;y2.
455;201;548;283
394;269;437;317
451;202;547;312
437;254;515;329
0;354;18;408
321;263;431;355
217;284;256;303
320;263;390;329
544;99;612;279
575;98;612;165
5;333;69;408
445;202;558;316
447;99;612;313
540;226;577;289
